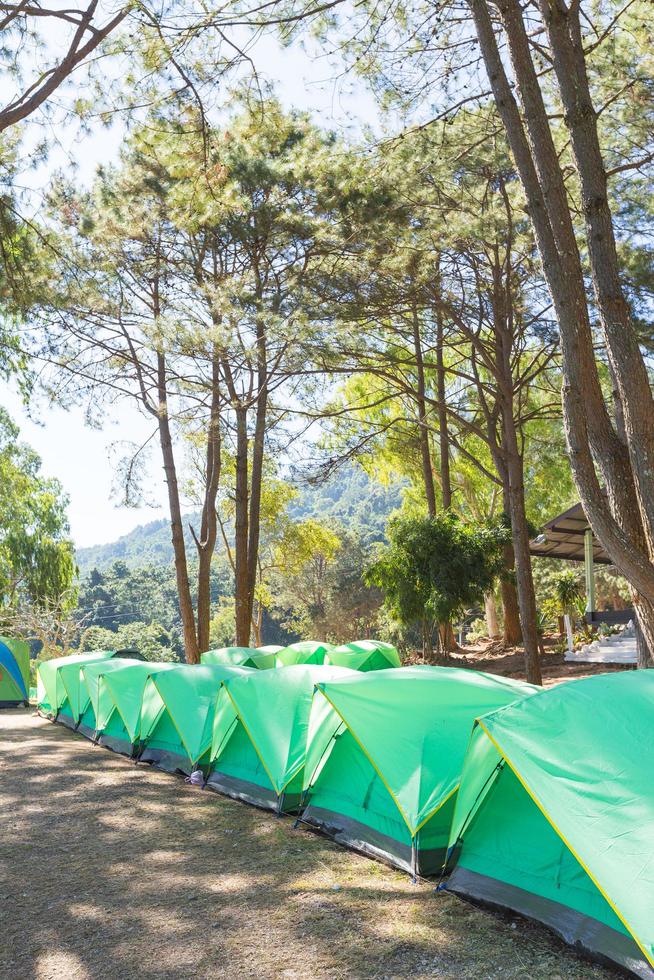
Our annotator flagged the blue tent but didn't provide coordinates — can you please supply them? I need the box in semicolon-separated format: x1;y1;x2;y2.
0;636;30;706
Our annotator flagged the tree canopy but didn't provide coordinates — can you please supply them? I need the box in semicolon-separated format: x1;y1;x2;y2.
0;409;75;607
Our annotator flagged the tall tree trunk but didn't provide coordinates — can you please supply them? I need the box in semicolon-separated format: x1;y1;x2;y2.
191;348;221;655
233;405;250;646
252;598;263;647
422;619;435;663
635;597;654;668
491;229;542;684
500;544;522;646
435;296;452;510
539;1;654;547
245;319;269;634
484;592;500;639
469;0;654;663
502;422;542;684
437;623;455;661
433;280;455;653
156;351;200;664
411;302;437;517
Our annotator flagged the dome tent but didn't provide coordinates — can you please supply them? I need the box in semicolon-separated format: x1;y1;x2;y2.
37;651;117;726
37;650;145;727
301;667;537;877
326;640;401;672
275;640;333;667
138;663;252;775
201;647;277;670
94;661;180;756
0;636;30;707
208;664;353;812
78;658;163;741
445;671;654;979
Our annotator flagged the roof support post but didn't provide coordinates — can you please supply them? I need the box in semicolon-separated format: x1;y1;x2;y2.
584;528;596;616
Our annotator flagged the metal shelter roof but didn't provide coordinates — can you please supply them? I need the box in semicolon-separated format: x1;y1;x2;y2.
529;501;612;565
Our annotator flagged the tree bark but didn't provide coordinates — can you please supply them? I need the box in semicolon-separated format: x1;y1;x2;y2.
437;623;454;661
191;347;221;655
233;404;250;646
635;597;654;668
502;422;542;683
538;0;654;549
490;235;542;684
500;546;522;646
156;351;200;664
423;619;435;662
252;598;263;648
245;316;269;635
469;0;654;665
435;305;452;511
411;302;437;517
484;592;500;639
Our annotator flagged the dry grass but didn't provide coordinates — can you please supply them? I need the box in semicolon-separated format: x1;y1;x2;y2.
0;710;618;980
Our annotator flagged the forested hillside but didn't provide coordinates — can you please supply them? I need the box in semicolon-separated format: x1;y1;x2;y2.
74;466;405;658
77;466;403;575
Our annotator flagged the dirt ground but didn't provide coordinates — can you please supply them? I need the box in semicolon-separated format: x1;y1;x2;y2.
410;639;634;687
1;710;618;980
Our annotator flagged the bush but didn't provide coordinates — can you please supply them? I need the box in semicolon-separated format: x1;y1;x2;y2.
466;618;489;644
366;513;508;656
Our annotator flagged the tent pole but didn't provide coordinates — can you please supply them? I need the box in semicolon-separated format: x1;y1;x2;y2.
411;837;418;884
584;528;596;619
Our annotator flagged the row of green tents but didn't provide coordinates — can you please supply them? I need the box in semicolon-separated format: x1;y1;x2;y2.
201;639;402;672
36;648;654;979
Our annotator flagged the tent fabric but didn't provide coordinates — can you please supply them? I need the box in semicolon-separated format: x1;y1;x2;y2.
326;640;401;672
301;667;537;876
37;651;117;723
201;647;277;670
98;661;180;755
0;637;29;705
0;636;30;702
275;641;334;667
5;637;31;693
78;659;149;740
208;664;353;812
446;671;654;979
138;664;252;774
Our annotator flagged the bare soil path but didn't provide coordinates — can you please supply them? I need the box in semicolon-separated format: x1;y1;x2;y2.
1;709;616;980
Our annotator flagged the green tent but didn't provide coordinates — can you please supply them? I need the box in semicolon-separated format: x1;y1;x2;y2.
257;644;284;654
275;640;334;667
138;664;252;775
445;671;654;979
201;647;277;670
78;658;158;741
37;651;117;725
301;666;537;876
0;636;30;706
326;639;401;672
208;664;354;812
97;661;180;756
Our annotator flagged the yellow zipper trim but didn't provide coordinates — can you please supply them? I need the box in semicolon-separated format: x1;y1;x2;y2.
221;686;281;795
317;689;450;839
145;676;198;765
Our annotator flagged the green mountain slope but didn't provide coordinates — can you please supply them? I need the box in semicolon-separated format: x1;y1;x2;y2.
76;466;404;574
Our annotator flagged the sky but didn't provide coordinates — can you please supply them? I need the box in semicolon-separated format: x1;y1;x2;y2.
4;32;380;549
